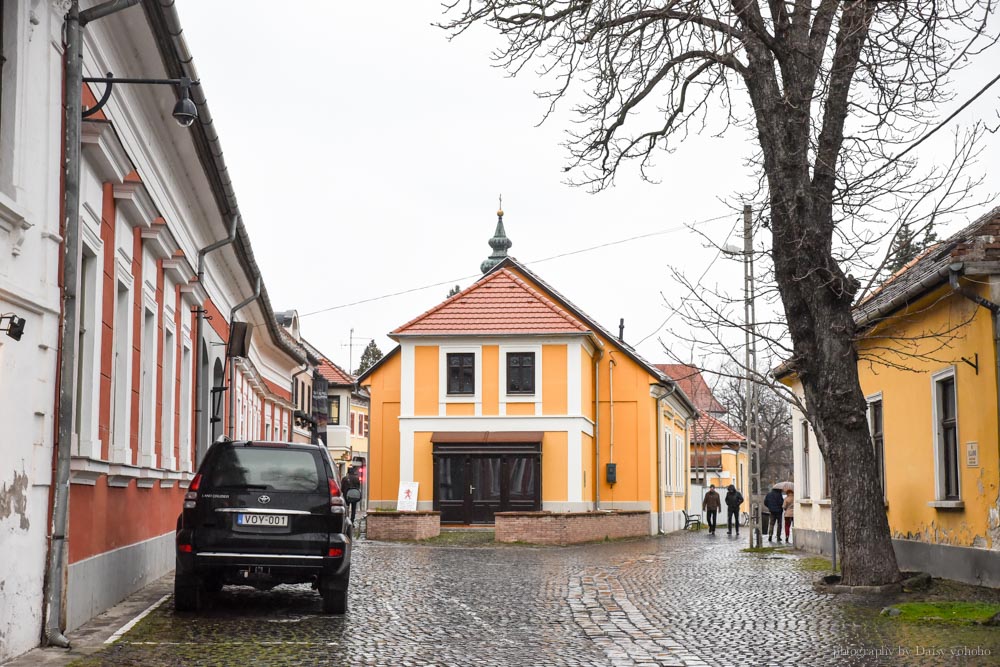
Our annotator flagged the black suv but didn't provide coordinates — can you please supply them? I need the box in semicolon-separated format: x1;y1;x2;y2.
175;439;351;613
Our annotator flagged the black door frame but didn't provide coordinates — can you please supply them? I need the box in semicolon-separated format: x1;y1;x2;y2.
433;441;541;524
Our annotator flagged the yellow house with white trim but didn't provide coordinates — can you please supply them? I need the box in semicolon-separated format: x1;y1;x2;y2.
359;250;697;534
780;206;1000;587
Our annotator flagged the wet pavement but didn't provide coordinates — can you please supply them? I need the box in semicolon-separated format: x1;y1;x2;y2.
54;530;1000;666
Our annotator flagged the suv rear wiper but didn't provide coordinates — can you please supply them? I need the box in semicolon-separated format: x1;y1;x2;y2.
214;484;269;490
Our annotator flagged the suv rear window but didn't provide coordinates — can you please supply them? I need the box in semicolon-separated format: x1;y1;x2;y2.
206;447;323;492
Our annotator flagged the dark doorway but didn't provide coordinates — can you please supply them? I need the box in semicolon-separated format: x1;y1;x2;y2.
433;437;541;524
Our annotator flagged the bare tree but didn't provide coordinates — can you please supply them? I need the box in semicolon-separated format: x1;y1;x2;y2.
715;371;793;483
442;1;997;585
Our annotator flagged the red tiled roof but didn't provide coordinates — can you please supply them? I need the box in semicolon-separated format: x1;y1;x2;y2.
690;413;745;444
655;364;726;414
317;357;354;385
392;268;590;336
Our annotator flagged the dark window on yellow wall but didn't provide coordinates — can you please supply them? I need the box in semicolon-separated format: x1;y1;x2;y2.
329;395;340;425
506;352;535;394
937;377;959;499
869;399;885;497
800;421;811;499
447;353;474;394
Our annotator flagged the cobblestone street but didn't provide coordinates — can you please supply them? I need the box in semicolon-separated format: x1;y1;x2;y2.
67;530;1000;667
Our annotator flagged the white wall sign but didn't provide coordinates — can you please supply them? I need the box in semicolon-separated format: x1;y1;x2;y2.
397;482;419;511
967;442;979;467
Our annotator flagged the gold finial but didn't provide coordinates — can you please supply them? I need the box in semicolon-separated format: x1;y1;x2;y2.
497;194;503;217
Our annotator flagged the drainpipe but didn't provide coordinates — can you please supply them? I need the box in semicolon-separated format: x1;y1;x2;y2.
47;0;140;649
227;277;261;439
608;352;617;475
194;215;238;455
593;349;603;511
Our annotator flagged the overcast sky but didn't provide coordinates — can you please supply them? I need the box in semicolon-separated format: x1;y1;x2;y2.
174;2;999;376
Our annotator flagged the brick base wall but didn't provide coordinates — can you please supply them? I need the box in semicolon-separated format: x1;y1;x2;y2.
494;511;650;545
366;511;441;541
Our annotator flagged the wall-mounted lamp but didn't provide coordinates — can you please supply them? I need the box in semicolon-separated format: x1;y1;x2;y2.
0;313;26;341
82;73;200;127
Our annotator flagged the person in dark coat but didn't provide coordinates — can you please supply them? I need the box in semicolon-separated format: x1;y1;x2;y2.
702;485;722;534
764;486;785;542
724;484;744;536
340;467;362;523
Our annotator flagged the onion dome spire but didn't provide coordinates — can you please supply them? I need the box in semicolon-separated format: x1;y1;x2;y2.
480;197;512;274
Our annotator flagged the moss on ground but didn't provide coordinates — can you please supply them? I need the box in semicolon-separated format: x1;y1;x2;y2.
796;556;839;572
887;601;1000;625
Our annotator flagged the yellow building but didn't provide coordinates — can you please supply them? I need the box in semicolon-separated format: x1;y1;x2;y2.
780;206;1000;587
359;249;697;533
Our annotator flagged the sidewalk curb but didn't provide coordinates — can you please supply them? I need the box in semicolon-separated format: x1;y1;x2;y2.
2;575;174;667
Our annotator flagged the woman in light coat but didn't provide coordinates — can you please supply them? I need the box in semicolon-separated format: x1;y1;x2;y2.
782;490;794;543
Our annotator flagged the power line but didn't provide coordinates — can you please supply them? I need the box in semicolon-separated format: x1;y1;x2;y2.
299;212;734;318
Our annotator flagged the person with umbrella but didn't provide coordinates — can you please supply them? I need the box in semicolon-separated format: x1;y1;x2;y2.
782;486;795;543
764;483;788;542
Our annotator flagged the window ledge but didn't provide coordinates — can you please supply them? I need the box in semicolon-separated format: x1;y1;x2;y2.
798;499;813;505
817;499;832;506
928;500;965;510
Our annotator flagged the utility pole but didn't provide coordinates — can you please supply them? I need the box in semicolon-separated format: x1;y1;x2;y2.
743;204;762;549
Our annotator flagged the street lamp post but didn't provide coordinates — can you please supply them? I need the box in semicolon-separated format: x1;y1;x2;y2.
47;0;199;647
725;205;762;549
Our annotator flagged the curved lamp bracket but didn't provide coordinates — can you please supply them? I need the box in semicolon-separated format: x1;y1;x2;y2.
82;72;115;118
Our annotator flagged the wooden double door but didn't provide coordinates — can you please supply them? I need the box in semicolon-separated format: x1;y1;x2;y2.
433;447;541;525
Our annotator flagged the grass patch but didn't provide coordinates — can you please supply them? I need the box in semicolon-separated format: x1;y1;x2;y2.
796;556;839;572
888;602;1000;625
742;546;789;554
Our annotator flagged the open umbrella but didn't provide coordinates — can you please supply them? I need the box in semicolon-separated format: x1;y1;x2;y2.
773;481;794;491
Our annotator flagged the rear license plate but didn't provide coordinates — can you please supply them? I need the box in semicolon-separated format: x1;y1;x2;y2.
236;513;288;527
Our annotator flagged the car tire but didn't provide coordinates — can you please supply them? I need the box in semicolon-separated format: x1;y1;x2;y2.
321;587;347;614
174;574;202;612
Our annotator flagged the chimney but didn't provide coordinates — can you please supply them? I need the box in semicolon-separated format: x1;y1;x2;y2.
618;318;625;342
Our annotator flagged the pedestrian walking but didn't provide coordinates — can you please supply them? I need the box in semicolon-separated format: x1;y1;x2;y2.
340;466;363;524
782;489;795;543
725;484;744;536
702;484;721;535
764;486;785;542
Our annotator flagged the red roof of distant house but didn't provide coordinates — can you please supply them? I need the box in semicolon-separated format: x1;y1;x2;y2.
392;268;590;336
317;357;354;385
691;413;746;444
655;364;726;414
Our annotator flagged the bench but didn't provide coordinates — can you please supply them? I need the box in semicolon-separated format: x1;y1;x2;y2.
682;511;703;531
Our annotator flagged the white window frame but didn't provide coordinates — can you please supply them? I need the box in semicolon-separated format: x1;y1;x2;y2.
664;428;673;493
866;391;886;500
439;346;481;406
160;324;177;470
137;294;157;468
498;344;542;405
674;433;683;492
110;263;134;465
179;339;193;471
930;367;960;501
74;236;102;458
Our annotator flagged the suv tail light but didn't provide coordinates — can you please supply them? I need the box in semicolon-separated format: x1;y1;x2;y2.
184;473;203;509
329;478;345;510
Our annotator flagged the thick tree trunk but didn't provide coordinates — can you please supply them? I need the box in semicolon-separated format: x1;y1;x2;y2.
772;202;901;587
